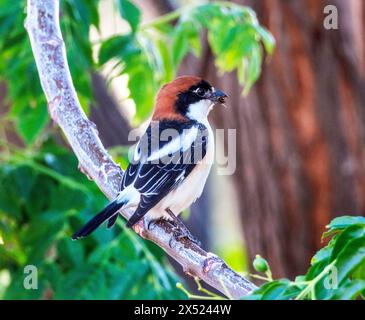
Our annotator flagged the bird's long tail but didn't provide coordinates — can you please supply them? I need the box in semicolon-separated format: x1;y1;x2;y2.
72;193;127;240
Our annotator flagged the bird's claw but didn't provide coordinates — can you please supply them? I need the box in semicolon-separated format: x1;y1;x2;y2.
147;219;157;231
147;217;201;248
169;226;201;248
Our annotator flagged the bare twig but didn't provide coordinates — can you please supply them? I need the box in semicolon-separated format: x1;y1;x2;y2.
25;0;257;299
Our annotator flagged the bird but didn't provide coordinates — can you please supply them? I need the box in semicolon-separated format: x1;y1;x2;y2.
72;76;227;243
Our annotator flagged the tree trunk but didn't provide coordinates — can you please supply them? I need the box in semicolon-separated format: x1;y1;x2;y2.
189;0;365;278
90;73;132;148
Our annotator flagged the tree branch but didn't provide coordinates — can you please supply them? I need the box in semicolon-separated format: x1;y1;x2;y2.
25;0;257;299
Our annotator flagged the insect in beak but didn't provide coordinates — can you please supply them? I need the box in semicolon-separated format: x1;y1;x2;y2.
209;89;228;104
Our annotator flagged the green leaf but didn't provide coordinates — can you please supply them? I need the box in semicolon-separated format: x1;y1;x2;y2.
43;263;62;294
55;266;108;299
353;262;365;280
327;216;365;231
105;264;133;299
156;38;174;83
68;0;100;29
108;260;150;299
172;26;189;67
255;25;275;55
98;34;137;65
16;102;49;145
220;25;240;53
116;0;141;33
0;165;37;217
244;42;262;95
331;224;365;261
261;281;290;300
13;166;38;201
127;64;155;121
330;280;365;300
181;20;202;57
4;270;45;299
57;238;84;269
248;280;294;300
334;236;365;285
311;244;333;265
0;2;20;19
305;259;329;281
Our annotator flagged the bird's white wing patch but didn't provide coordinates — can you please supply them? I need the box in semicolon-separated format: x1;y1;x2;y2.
146;126;199;162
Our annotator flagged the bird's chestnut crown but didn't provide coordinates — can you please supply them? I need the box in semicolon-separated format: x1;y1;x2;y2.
153;76;227;122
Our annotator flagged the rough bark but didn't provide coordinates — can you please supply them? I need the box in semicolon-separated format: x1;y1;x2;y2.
25;0;257;298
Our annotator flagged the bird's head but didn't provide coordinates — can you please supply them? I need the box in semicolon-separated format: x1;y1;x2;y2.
152;76;227;122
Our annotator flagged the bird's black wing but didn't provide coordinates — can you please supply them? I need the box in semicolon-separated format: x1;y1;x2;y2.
123;120;208;227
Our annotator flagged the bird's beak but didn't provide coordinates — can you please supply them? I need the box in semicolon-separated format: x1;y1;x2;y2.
209;89;227;104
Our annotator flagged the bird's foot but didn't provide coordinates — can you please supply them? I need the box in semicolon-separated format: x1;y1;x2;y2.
144;211;201;247
169;223;201;247
163;208;201;247
147;218;159;231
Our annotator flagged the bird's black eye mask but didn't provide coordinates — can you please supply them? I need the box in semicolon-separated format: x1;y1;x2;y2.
175;80;213;115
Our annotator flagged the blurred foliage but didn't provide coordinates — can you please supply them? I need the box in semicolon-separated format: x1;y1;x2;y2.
0;0;274;143
0;0;273;299
0;140;185;299
0;0;97;144
216;242;247;272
